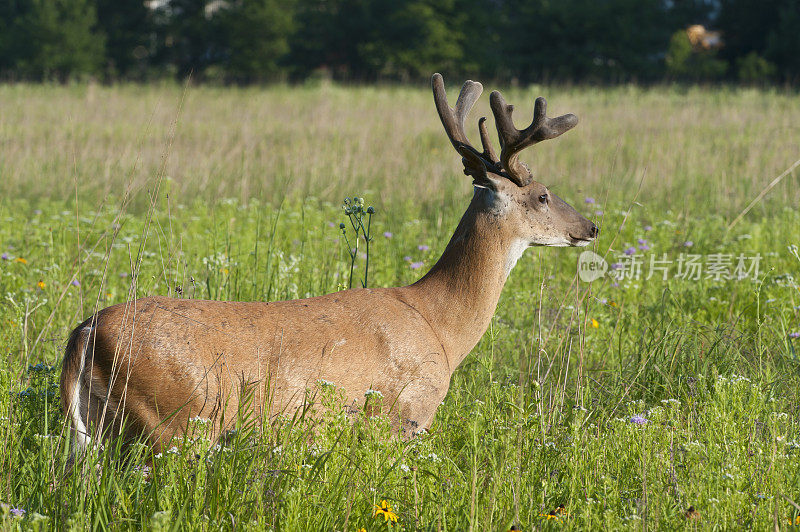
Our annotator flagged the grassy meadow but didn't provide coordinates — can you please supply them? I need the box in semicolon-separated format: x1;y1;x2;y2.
0;81;799;530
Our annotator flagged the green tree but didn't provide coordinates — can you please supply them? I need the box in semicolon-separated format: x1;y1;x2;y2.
151;0;224;79
502;0;676;83
665;29;727;80
289;0;464;81
717;0;800;82
96;0;154;78
3;0;105;80
219;0;294;82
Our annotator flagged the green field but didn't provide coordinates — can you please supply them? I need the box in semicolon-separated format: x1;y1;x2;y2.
1;82;799;530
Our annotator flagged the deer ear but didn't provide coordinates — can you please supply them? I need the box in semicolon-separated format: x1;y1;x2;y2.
472;172;503;191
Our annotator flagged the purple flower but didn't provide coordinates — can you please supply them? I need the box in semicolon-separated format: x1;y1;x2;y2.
624;247;636;256
637;238;647;245
418;244;429;252
403;256;412;262
684;241;693;247
1;252;8;260
630;415;648;425
410;261;424;270
71;279;80;287
639;244;650;251
585;197;595;204
644;225;652;231
9;508;25;518
610;262;623;270
327;221;335;228
34;209;42;215
611;281;620;287
383;232;393;238
790;332;800;339
595;210;604;216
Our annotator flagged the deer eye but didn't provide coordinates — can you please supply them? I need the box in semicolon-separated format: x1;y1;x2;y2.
538;194;548;204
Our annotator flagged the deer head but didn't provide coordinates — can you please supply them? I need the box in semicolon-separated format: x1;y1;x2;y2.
432;73;598;248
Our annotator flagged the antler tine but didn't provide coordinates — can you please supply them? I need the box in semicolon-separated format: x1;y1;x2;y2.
478;117;500;164
489;90;578;186
431;73;487;179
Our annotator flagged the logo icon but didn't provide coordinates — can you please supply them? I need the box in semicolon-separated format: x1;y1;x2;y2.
578;251;607;282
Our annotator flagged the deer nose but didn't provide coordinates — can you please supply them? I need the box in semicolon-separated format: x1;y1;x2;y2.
590;224;600;238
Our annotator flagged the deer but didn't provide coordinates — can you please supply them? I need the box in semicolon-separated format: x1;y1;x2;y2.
60;73;598;453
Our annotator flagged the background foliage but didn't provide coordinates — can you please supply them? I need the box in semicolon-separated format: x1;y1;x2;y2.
0;0;799;83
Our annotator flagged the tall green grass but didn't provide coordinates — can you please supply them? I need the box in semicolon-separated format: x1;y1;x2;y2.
0;82;799;529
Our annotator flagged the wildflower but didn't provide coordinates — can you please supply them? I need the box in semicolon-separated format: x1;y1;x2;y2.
630;415;648;425
221;268;229;275
71;279;80;287
10;508;25;518
418;244;429;252
133;464;152;476
590;318;599;328
789;332;800;339
403;255;412;262
383;232;393;238
327;221;335;227
357;528;367;532
365;389;384;399
684;241;693;247
638;243;650;251
539;511;563;523
624;247;636;256
610;262;623;270
0;253;8;260
14;257;27;264
585;197;595;204
37;281;45;290
410;261;424;270
644;225;652;231
595;210;604;216
685;506;700;520
373;500;398;524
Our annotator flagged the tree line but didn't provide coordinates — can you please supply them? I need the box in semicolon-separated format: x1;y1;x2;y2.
0;0;797;84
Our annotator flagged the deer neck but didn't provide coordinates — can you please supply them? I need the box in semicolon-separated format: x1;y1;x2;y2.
406;188;524;371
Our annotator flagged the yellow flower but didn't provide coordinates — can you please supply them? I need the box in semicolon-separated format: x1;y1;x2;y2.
373;499;398;524
37;281;45;290
221;268;229;275
538;513;563;523
590;318;599;329
357;529;367;532
14;257;27;264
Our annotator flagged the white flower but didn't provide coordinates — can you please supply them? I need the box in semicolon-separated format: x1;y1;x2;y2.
189;416;211;424
365;389;383;399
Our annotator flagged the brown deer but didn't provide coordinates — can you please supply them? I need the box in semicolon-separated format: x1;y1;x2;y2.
60;74;598;452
